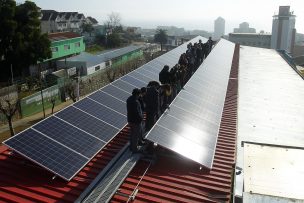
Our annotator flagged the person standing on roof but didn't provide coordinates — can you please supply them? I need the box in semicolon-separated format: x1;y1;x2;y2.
138;87;147;144
126;88;143;152
159;65;170;85
206;37;216;56
144;81;160;132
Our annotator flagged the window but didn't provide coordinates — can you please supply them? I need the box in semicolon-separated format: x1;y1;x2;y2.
75;42;80;47
95;66;100;71
64;45;70;50
51;47;58;52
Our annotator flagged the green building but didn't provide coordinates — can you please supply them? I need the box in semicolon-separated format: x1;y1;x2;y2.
56;45;143;76
48;32;85;60
31;32;85;75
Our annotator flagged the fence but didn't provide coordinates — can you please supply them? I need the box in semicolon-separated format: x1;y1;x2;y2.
20;85;61;117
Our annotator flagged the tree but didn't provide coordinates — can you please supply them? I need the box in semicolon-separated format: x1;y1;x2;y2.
107;33;121;48
50;97;56;114
81;22;94;36
154;29;168;51
105;12;121;31
104;12;122;48
65;80;77;103
0;86;19;137
0;0;51;80
106;67;117;83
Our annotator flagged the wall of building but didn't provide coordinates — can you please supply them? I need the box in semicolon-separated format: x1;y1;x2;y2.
111;49;143;68
56;49;143;76
229;34;271;48
214;18;225;40
270;6;295;53
271;19;279;49
86;62;106;75
50;37;85;60
56;61;87;75
20;85;61;117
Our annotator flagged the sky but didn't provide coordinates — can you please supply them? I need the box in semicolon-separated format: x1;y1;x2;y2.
23;0;304;34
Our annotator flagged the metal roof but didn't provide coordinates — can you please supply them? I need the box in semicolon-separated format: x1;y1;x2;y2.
235;45;304;197
0;38;238;202
95;45;143;62
48;32;82;42
0;129;129;202
243;192;304;203
62;45;142;68
243;143;304;200
111;42;239;203
63;52;101;68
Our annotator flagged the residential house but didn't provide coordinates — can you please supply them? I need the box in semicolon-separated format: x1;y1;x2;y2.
30;32;85;75
40;10;87;33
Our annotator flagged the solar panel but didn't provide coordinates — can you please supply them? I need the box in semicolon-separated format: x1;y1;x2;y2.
89;90;127;115
128;71;153;83
101;84;130;101
140;66;159;76
56;106;120;142
4;129;88;180
144;63;161;72
156;114;217;146
147;124;214;167
169;104;221;129
146;39;235;169
32;116;106;158
74;98;126;129
135;69;158;80
112;79;137;93
3;36;207;181
121;75;147;87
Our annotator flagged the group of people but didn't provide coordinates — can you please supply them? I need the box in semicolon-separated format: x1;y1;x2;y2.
126;81;170;152
126;38;216;152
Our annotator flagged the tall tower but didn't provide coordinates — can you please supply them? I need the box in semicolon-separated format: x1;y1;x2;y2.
271;6;296;53
214;17;225;40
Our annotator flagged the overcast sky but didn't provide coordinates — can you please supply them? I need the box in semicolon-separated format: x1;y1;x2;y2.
25;0;304;34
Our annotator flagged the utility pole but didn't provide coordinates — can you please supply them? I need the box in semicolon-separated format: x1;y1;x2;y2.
39;64;46;118
76;68;80;101
10;64;14;85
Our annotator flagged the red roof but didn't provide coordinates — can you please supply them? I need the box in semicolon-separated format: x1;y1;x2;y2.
48;32;82;42
111;45;239;203
0;44;239;203
0;129;129;202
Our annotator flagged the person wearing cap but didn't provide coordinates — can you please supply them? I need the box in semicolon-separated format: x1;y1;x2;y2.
126;88;143;152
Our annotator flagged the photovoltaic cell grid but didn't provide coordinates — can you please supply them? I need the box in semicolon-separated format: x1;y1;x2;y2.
3;36;206;181
146;39;235;169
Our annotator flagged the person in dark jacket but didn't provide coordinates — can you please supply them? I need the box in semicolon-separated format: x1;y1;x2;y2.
126;88;143;152
159;65;170;85
144;81;160;132
206;37;215;56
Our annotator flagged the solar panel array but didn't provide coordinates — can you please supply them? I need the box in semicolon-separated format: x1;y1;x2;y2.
3;36;206;181
96;45;142;61
145;39;235;169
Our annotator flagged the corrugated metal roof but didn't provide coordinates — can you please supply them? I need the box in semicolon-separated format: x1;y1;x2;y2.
111;43;239;203
0;128;129;202
62;45;142;68
48;32;82;42
95;45;143;62
235;46;304;197
0;39;239;202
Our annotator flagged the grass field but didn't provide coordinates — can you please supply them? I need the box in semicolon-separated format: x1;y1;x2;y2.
0;118;42;143
86;45;105;54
